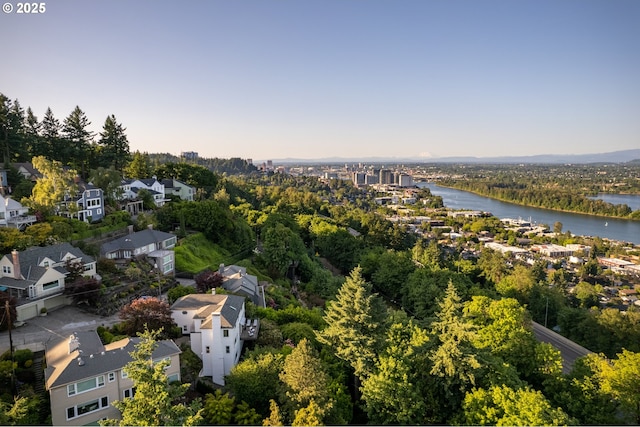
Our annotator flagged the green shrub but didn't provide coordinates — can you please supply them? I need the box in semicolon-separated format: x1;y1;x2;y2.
13;349;33;366
23;359;33;369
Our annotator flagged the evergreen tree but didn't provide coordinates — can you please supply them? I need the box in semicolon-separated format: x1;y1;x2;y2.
62;106;94;175
125;150;153;179
41;107;62;160
316;266;388;379
24;107;41;158
429;281;481;418
361;312;434;424
99;114;130;172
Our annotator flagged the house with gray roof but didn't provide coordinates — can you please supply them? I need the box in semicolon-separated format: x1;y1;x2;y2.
119;177;168;207
0;194;36;230
0;243;97;321
171;293;255;385
161;178;195;201
45;331;181;426
100;225;177;275
218;263;266;307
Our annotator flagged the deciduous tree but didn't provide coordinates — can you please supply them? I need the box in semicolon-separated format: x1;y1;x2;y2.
24;156;77;215
119;297;175;337
279;338;332;423
461;385;572;426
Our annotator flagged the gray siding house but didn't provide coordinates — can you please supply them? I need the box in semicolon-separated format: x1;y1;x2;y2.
100;226;177;275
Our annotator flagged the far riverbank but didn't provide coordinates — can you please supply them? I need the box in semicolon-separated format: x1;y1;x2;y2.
419;182;640;245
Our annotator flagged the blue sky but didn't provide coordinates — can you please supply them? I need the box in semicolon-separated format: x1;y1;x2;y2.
2;0;639;161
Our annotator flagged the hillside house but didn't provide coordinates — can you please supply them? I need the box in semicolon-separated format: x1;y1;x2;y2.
0;243;97;321
161;178;195;201
171;293;256;385
218;264;266;307
45;331;181;426
119;178;168;208
0;194;36;229
100;226;177;275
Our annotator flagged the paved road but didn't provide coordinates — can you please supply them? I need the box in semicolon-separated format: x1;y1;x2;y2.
532;321;593;374
0;305;120;354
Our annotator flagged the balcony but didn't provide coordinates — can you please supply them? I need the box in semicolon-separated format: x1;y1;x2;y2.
6;215;37;230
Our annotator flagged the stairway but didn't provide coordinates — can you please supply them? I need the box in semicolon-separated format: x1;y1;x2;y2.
32;350;49;421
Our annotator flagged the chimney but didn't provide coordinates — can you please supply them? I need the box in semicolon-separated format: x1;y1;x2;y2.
211;288;216;295
147;224;153;230
11;249;20;280
218;263;224;275
128;225;134;234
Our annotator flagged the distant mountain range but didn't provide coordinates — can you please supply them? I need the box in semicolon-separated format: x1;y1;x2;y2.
266;149;640;165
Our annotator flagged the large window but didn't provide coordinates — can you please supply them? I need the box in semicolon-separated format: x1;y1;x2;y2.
2;265;11;275
66;396;109;420
67;375;105;396
43;280;60;291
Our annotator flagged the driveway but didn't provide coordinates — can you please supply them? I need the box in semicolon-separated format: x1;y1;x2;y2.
0;305;121;354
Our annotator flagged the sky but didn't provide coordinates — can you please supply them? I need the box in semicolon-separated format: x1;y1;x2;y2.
1;0;639;161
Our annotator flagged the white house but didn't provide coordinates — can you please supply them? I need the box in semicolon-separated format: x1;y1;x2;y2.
171;293;254;385
0;243;97;321
0;194;36;229
120;178;168;207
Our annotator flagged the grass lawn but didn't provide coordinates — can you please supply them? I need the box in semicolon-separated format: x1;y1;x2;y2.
174;233;233;273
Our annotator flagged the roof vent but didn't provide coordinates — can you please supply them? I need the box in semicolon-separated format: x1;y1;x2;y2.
77;357;85;366
101;351;105;356
230;306;237;311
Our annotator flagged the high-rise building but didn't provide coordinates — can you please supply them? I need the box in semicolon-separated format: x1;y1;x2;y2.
380;169;393;185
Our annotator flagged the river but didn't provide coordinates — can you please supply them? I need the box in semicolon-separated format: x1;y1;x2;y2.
418;183;640;245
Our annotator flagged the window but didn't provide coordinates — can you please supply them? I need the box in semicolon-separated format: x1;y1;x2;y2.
223;330;229;337
67;375;105;396
121;370;128;379
205;346;210;354
225;346;230;354
2;266;10;275
66;396;109;420
97;208;102;215
182;325;187;332
43;281;60;291
108;372;115;382
123;387;136;399
167;373;180;383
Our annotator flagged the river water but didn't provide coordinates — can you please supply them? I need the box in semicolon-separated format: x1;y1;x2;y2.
419;183;640;245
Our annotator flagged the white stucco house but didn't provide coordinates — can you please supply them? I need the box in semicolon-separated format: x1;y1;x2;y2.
171;293;257;385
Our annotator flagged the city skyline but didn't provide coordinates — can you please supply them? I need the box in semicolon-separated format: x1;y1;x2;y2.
2;0;639;161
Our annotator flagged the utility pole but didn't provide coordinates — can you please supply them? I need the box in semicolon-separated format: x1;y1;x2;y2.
5;300;15;394
544;296;549;328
